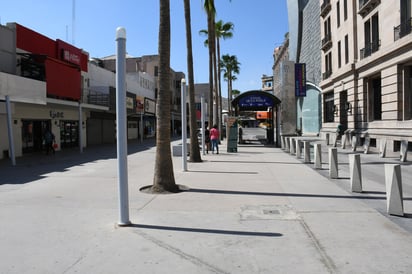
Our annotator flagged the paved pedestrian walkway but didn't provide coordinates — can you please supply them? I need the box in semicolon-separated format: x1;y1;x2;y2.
0;139;411;273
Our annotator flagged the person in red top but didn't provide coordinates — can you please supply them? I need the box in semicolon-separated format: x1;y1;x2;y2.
210;124;220;154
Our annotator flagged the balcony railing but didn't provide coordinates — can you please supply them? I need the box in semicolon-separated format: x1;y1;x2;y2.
359;41;380;59
320;0;331;18
394;18;412;41
83;89;110;107
358;0;380;18
321;33;332;51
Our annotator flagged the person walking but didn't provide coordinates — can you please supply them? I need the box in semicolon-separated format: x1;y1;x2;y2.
210;124;219;154
204;126;210;154
44;127;55;155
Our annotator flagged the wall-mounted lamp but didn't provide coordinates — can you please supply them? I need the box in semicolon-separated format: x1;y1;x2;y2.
333;105;338;116
345;102;352;114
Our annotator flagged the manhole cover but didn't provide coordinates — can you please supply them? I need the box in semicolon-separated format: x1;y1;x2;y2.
263;209;281;215
240;205;299;220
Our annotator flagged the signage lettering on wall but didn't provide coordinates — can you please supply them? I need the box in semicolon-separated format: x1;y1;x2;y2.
63;50;81;65
238;95;273;108
50;110;64;119
295;63;306;97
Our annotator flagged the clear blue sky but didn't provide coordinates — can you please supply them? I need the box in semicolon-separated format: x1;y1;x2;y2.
1;0;288;97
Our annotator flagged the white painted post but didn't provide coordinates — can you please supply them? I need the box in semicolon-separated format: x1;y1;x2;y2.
181;78;187;171
5;96;16;166
201;96;205;155
314;143;322;169
281;136;285;150
379;139;387;158
296;139;301;158
304;141;311;163
349;154;362;192
329;147;338;179
285;137;290;153
400;140;408;162
385;164;404;216
115;27;130;226
290;138;295;155
351;135;357;152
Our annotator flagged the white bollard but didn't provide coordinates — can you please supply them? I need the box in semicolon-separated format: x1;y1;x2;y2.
349;154;362;192
314;143;322;169
385;164;404;216
379;139;387;158
296;139;302;158
281;136;285;150
304;141;311;163
333;133;338;147
341;134;347;149
363;137;370;154
400;140;408;162
329;147;338;179
290;138;296;155
351;136;357;152
285;137;290;153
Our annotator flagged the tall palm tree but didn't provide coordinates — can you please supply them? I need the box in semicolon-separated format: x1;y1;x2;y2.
215;20;234;138
152;0;178;193
220;54;240;116
183;0;201;162
199;20;234;138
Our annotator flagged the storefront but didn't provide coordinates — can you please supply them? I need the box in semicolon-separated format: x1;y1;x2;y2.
15;102;86;155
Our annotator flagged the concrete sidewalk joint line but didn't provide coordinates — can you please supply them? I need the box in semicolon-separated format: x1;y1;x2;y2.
133;230;230;274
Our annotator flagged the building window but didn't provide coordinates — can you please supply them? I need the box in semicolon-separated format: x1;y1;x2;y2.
344;0;348;20
324;92;335;122
344;35;349;64
338;41;342;68
361;13;380;59
154;66;159;77
395;0;412;40
323;52;333;79
402;65;412;120
337;1;341;28
367;76;382;121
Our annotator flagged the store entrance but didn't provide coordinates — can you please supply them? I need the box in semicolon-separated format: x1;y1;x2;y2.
22;120;51;153
60;120;79;148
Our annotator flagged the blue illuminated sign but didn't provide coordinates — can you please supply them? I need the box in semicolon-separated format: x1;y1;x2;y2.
238;94;274;108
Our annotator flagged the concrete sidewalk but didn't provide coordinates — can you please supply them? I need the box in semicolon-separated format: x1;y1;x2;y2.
0;140;412;273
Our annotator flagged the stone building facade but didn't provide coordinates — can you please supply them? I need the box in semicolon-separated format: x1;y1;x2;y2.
320;0;412;155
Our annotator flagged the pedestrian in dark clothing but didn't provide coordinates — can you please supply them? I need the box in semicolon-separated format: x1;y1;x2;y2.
204;127;210;153
44;128;55;155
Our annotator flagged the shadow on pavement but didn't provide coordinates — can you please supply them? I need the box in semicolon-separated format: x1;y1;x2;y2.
0;139;156;185
130;223;282;237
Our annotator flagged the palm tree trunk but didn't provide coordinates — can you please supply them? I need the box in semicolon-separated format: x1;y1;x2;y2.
217;37;223;140
183;0;201;162
207;10;214;128
152;0;178;193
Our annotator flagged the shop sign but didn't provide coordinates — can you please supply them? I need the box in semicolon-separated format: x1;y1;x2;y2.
126;97;134;109
238;94;273;108
50;110;64;119
144;98;156;114
57;39;81;66
295;63;306;97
